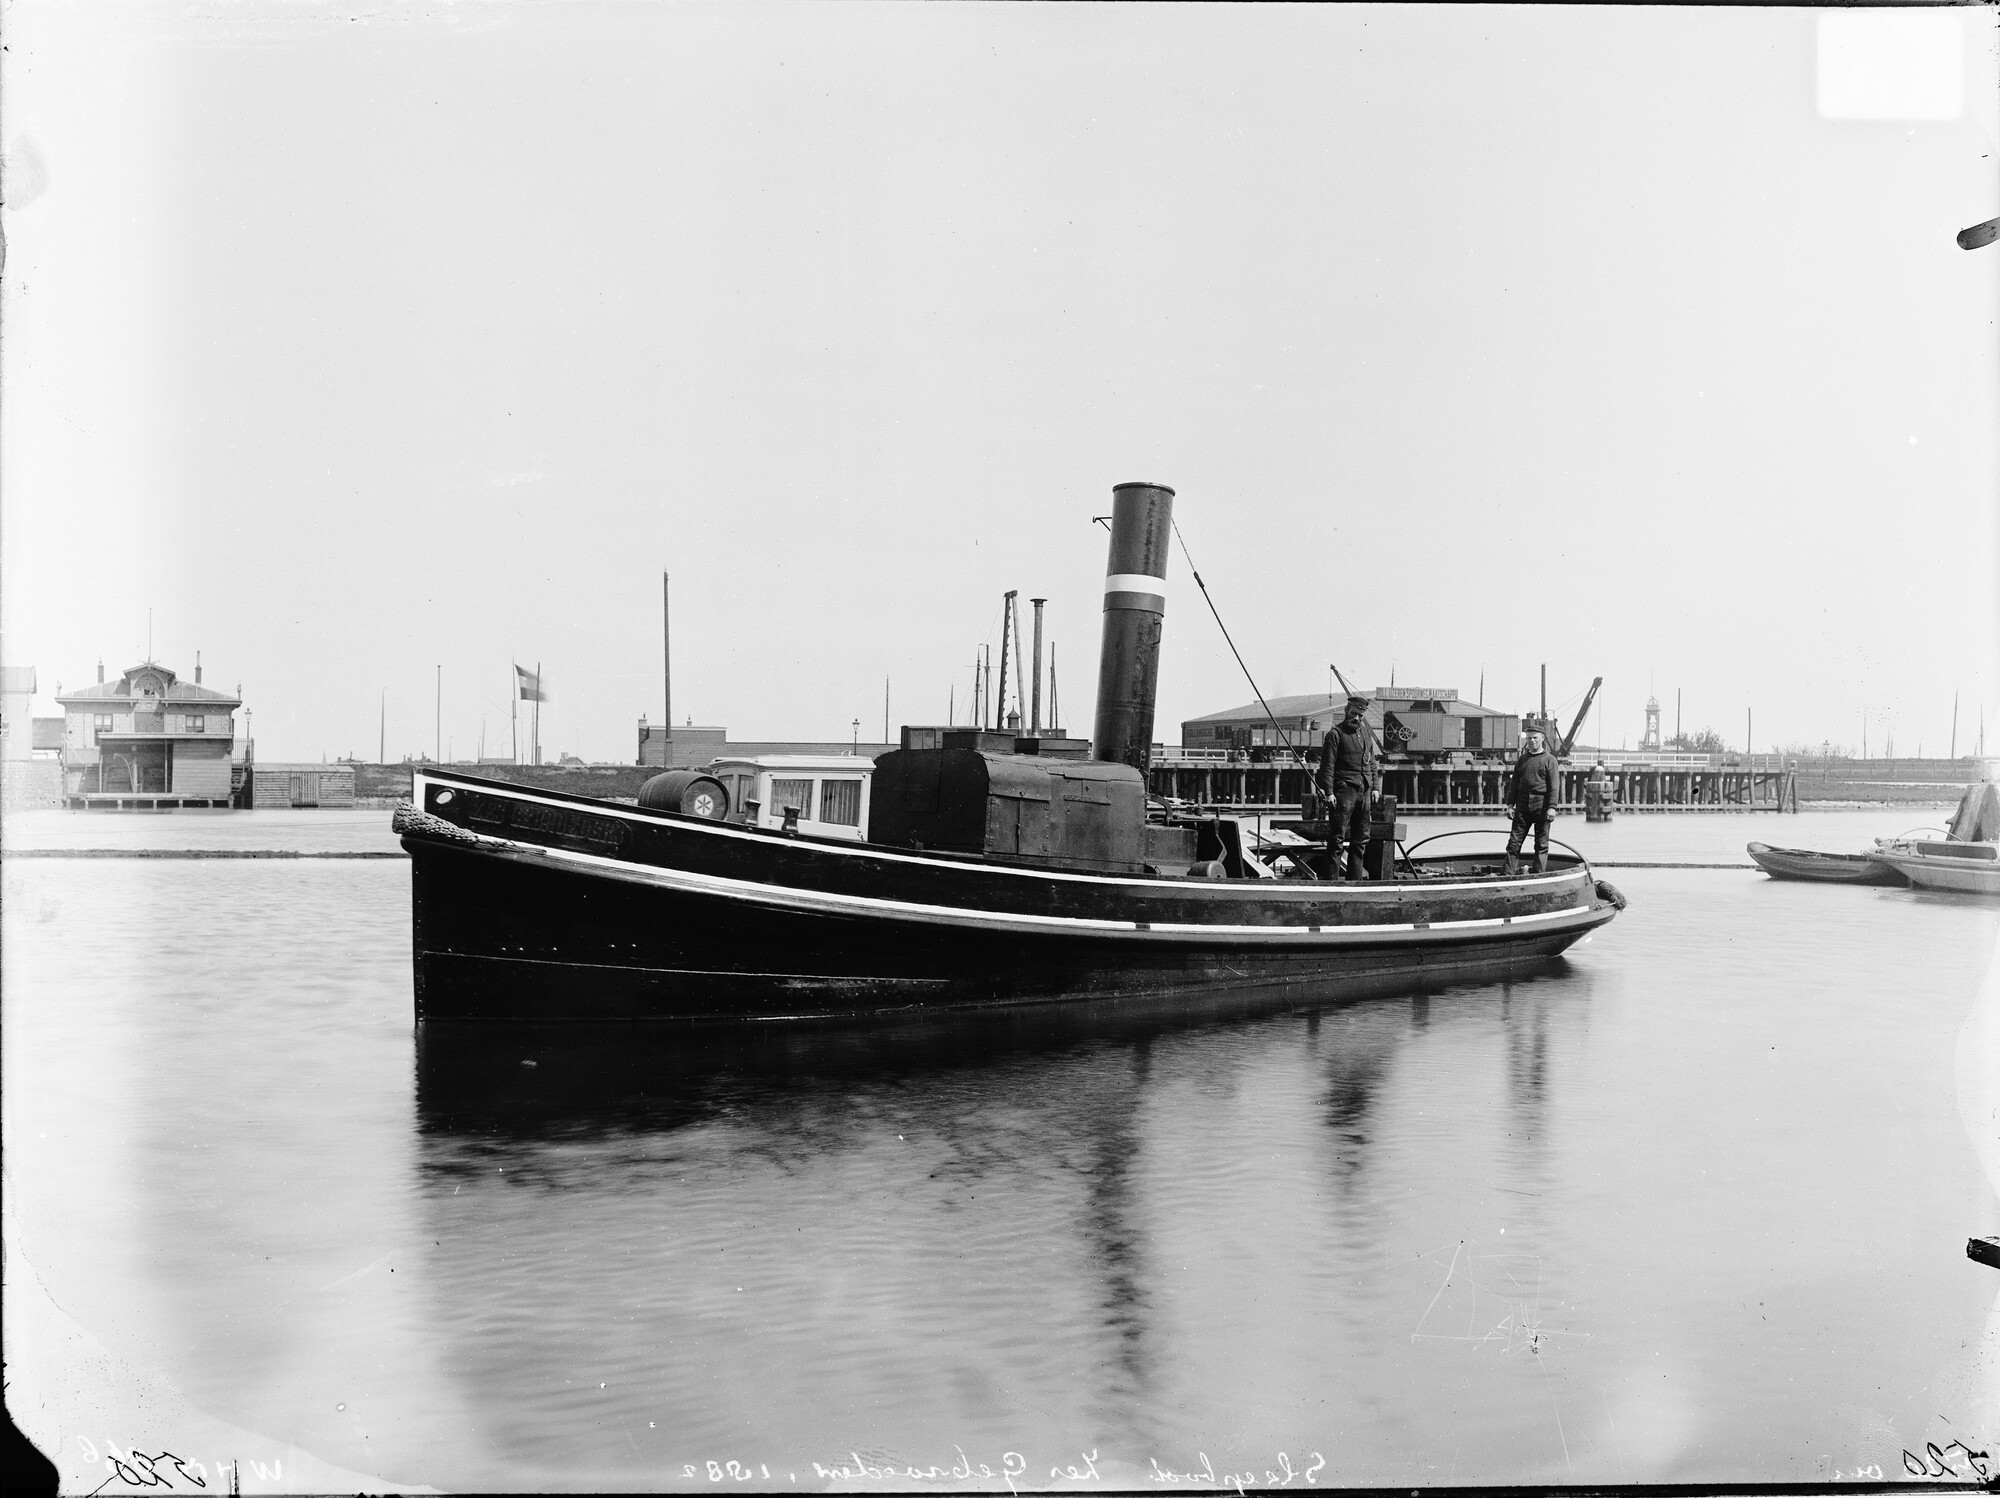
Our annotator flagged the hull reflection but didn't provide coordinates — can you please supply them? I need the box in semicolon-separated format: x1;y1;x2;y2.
414;960;1577;1143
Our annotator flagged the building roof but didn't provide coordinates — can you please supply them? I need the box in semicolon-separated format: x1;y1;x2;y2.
1184;691;1511;725
56;661;241;708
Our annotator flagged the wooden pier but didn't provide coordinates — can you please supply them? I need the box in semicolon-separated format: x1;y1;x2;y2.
1149;751;1800;814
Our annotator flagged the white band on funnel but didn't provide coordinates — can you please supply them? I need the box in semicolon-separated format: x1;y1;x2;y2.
1103;573;1167;596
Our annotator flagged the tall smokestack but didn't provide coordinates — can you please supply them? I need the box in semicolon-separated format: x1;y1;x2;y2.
1091;481;1174;772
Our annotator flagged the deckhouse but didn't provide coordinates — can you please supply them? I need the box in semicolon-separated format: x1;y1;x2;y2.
57;659;241;808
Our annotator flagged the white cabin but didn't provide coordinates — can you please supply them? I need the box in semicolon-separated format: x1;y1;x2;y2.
707;754;875;842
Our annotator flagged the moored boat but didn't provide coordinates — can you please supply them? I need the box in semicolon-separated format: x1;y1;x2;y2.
1746;842;1906;886
1868;840;2000;896
1866;781;2000;896
398;482;1624;1022
1847;781;2000;897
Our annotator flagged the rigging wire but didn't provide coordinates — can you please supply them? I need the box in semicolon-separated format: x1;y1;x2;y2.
1171;521;1306;765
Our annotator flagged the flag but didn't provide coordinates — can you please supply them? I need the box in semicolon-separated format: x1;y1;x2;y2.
514;664;548;703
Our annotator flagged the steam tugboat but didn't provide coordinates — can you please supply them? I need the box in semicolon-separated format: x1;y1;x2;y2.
397;483;1624;1021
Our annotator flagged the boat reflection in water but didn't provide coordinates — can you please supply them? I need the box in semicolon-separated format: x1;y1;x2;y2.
409;963;1596;1484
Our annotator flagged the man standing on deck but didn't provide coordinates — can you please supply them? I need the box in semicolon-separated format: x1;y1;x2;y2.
1317;695;1379;880
1504;729;1562;875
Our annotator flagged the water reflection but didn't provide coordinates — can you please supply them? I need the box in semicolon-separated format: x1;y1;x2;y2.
406;961;1592;1476
412;961;1577;1146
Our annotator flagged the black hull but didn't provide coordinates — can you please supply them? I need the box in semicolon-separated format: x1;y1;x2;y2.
403;769;1621;1023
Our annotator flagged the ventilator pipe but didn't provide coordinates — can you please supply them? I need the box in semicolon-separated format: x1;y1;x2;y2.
1091;482;1174;772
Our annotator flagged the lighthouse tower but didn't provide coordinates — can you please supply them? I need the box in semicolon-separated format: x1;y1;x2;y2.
1642;695;1662;751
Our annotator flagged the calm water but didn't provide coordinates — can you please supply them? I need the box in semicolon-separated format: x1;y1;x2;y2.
5;806;1997;1492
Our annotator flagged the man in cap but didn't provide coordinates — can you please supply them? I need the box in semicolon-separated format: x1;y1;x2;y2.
1316;694;1379;880
1503;728;1563;874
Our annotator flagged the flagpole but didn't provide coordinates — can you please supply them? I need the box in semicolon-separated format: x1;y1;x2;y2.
534;660;541;766
663;571;672;770
511;664;518;765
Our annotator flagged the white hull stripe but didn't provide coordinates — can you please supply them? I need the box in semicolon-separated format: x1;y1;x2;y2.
412;772;1585;898
434;830;1602;943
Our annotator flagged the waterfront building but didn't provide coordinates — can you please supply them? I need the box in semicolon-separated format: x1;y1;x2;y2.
57;659;241;808
637;717;894;767
249;763;356;807
1;663;66;810
1180;687;1520;757
637;717;728;768
1;665;37;759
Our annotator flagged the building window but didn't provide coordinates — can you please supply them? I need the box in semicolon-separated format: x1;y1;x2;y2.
93;714;113;741
819;779;862;826
769;779;815;820
187;715;205;734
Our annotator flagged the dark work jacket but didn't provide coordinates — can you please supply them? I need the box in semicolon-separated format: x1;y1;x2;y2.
1318;719;1378;794
1506;749;1562;806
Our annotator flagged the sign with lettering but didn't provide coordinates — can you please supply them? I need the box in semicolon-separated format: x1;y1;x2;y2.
460;792;629;855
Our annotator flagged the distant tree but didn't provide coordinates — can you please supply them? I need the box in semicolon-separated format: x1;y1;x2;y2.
1667;727;1727;753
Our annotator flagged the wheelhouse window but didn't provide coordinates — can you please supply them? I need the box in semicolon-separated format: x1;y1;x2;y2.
93;714;113;741
819;778;862;827
186;715;205;733
769;779;815;820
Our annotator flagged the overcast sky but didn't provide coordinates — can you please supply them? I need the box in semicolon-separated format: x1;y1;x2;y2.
4;4;1996;764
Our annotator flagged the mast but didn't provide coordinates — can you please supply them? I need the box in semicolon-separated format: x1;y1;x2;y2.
1010;594;1026;732
996;592;1016;733
1030;598;1046;733
672;572;680;772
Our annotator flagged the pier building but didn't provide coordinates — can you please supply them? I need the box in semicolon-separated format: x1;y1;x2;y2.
1149;747;1800;814
1182;688;1521;757
57;659;241;809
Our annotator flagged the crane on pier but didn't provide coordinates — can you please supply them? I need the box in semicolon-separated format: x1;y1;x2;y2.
1559;677;1603;759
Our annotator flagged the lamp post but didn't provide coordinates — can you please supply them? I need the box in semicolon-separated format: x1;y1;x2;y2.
851;718;859;753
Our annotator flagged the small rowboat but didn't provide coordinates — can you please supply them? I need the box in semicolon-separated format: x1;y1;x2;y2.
1745;842;1906;886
